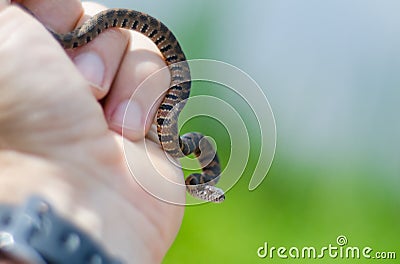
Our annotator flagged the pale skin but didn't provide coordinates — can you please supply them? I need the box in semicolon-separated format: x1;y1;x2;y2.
0;0;185;263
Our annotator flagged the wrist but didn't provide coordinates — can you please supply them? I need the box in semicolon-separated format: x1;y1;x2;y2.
0;150;70;205
0;150;124;261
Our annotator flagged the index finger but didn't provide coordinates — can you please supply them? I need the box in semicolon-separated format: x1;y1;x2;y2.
15;0;83;33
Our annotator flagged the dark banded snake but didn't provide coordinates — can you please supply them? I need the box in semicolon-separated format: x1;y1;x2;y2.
22;6;225;203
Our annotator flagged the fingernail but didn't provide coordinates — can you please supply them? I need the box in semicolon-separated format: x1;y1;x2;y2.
74;52;105;89
111;100;143;131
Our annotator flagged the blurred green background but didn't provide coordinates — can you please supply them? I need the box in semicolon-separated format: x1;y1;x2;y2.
100;0;399;263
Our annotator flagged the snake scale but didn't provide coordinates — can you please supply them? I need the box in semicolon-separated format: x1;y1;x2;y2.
23;6;225;203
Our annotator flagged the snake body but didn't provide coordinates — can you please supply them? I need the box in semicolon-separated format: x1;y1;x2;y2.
38;8;224;202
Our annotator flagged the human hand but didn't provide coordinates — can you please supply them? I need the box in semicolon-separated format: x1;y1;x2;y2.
0;0;185;263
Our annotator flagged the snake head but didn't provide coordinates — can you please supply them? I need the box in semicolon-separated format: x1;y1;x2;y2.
187;185;225;203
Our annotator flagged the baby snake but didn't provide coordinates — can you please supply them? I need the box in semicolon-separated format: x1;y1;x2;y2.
23;6;225;203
